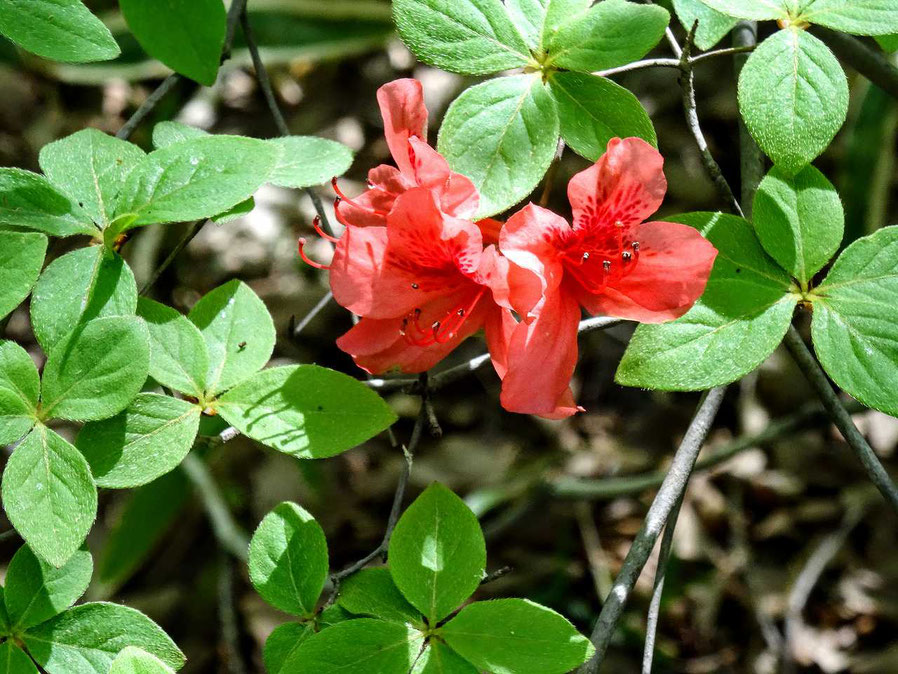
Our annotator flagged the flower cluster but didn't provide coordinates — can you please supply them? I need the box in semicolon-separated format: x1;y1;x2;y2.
301;79;718;418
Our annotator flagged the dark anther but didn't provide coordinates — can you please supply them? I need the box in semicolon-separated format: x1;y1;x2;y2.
411;283;419;289
632;241;640;251
622;251;632;262
582;252;590;260
603;260;612;272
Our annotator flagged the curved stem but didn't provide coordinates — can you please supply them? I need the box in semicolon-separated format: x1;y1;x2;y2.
579;386;727;673
782;327;898;514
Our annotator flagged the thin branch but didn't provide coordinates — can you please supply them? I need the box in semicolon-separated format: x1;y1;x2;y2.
181;453;250;562
641;492;685;674
575;502;613;603
139;219;205;295
593;45;754;78
481;566;513;586
813;27;898;101
116;74;181;141
579;386;728;673
241;12;290;137
328;375;431;593
291;290;334;340
677;23;743;216
783;327;898;514
366;317;624;394
554;397;858;503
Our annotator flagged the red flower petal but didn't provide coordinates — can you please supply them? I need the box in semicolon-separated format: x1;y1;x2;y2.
408;137;479;219
500;289;582;417
499;203;571;318
579;221;718;323
377;79;428;176
329;224;388;316
568;137;666;232
337;288;490;374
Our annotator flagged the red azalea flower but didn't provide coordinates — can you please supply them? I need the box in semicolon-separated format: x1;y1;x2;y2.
332;78;478;228
498;137;718;418
331;187;515;375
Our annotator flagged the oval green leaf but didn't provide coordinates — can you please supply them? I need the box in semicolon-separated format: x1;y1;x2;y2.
116;135;278;227
438;74;559;217
738;28;848;174
0;341;39;445
549;71;656;161
31;247;138;354
23;602;185;674
388;483;486;623
120;0;226;85
0;168;95;237
217;365;397;459
5;545;92;630
2;426;97;568
545;0;669;72
617;212;798;390
0;232;47;322
812;226;898;416
109;647;176;674
77;393;201;489
673;0;739;50
137;298;209;398
696;0;786;20
0;641;37;674
249;502;329;617
753;164;845;284
393;0;530;75
338;567;423;625
281;618;424;674
803;0;898;36
263;622;314;674
40;316;150;423
187;280;275;396
439;599;595;674
0;0;120;63
268;136;354;189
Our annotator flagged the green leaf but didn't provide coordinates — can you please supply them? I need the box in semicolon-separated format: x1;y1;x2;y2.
811;226;898;417
388;483;485;623
696;0;786;20
109;647;176;674
505;0;592;50
548;72;656;161
545;0;669;72
30;247;138;353
0;341;39;445
263;623;314;674
248;502;329;617
116;135;278;227
2;426;97;568
439;599;595;674
5;545;92;630
338;568;422;625
617;212;798;390
120;0;226;85
24;602;185;674
187;280;275;396
0;168;95;237
0;641;37;674
411;642;478;674
0;0;120;63
40;316;150;423
96;471;190;594
39;129;146;229
438;74;559;218
211;198;254;224
393;0;530;75
0;232;46;322
0;587;10;635
281;618;424;673
77;394;201;489
673;0;739;50
802;0;898;36
151;121;209;149
753;165;844;284
137;298;209;397
738;28;848;174
318;604;353;630
217;365;397;459
268;137;354;189
877;34;898;51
